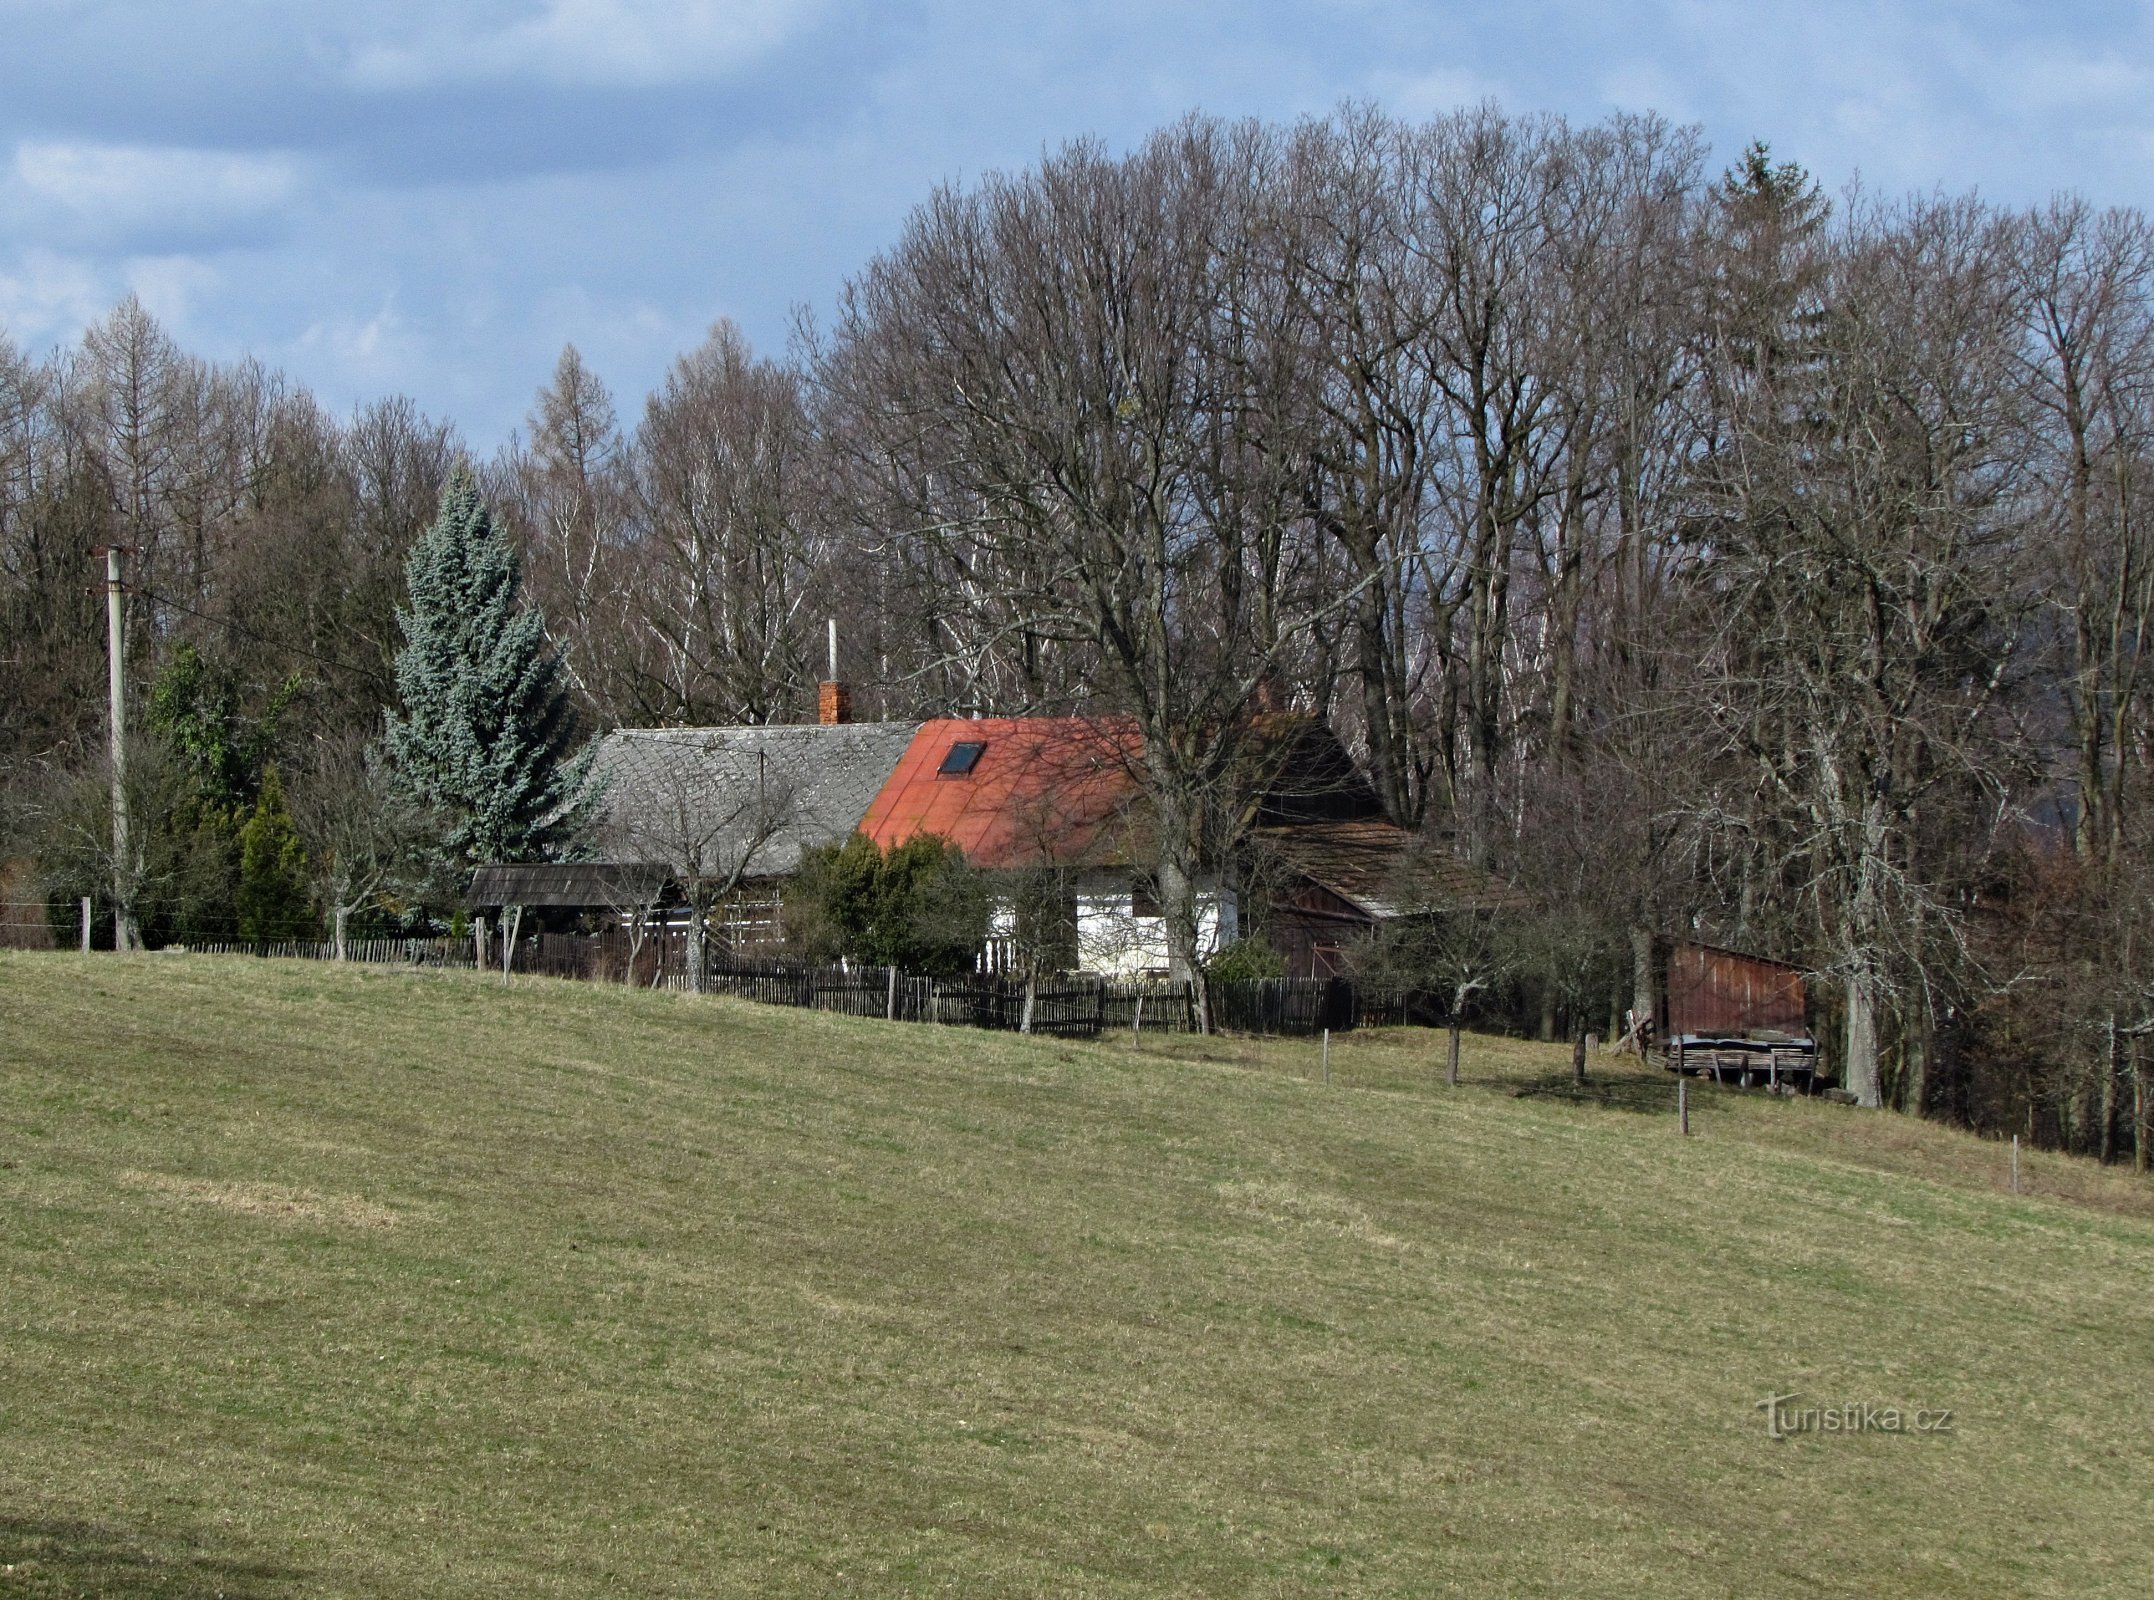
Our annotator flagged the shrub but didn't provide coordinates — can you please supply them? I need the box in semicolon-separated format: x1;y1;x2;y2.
789;832;988;977
1206;936;1286;983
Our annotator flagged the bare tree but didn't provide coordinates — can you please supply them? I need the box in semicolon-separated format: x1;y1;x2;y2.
597;733;800;991
621;322;822;725
1689;189;2035;1106
816;121;1351;1020
286;728;420;959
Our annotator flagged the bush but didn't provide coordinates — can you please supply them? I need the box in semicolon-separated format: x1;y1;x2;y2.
1206;936;1285;983
789;832;988;978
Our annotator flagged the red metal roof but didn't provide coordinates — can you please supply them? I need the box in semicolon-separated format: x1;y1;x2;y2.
858;717;1148;869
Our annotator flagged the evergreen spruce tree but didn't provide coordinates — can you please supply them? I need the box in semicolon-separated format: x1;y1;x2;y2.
384;469;595;878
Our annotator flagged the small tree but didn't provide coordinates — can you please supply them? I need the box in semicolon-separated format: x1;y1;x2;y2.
288;731;421;960
1207;936;1285;983
604;735;797;992
236;766;315;941
1506;903;1631;1084
1349;906;1513;1087
384;469;595;884
1352;843;1522;1086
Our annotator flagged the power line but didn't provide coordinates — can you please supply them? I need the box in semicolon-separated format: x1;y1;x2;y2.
133;584;396;693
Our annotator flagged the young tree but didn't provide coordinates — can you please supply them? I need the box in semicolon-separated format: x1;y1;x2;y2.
288;729;420;959
383;469;595;881
236;765;314;941
598;732;798;991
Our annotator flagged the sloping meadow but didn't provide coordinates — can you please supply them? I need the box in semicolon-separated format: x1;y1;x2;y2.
1;952;2149;1597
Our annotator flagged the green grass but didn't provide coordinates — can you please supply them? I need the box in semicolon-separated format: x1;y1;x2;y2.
1;951;2150;1597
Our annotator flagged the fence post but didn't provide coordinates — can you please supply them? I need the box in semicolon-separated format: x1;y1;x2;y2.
887;964;898;1021
79;896;91;954
1678;1077;1689;1137
2011;1134;2020;1195
1322;1028;1330;1085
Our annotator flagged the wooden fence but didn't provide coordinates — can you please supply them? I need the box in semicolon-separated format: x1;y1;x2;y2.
181;930;1380;1041
191;937;478;968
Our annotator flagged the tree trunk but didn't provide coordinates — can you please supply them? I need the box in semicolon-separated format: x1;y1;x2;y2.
1845;963;1882;1109
1630;926;1657;1052
333;905;349;963
1539;992;1556;1043
1447;1020;1462;1087
686;907;707;994
1155;849;1209;1034
2101;1015;2120;1165
1902;1025;1928;1119
1571;1025;1588;1086
2134;1041;2147;1175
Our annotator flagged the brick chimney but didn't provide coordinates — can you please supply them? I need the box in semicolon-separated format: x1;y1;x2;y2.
818;617;851;724
819;679;852;725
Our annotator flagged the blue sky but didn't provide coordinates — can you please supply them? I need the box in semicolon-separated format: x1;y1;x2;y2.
4;1;2150;447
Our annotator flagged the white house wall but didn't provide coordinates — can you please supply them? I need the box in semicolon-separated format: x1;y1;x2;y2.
1072;869;1237;978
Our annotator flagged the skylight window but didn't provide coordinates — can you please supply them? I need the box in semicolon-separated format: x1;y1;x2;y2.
938;740;987;776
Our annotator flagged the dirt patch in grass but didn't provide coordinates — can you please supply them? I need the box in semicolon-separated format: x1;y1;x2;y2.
119;1169;399;1228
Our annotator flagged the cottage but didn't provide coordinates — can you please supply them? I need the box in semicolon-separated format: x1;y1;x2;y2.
470;715;919;947
854;716;1233;976
474;688;1497;980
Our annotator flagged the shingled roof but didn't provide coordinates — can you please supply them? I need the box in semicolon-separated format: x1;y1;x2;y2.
591;722;921;878
1255;820;1521;918
468;861;669;910
858;718;1150;869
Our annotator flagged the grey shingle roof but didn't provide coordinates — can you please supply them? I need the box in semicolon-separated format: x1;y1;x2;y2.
589;722;921;880
468;861;669;909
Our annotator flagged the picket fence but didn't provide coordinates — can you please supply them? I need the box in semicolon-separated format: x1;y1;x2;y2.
184;929;1375;1041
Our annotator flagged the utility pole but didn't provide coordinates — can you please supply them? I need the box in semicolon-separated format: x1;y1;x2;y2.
101;545;137;951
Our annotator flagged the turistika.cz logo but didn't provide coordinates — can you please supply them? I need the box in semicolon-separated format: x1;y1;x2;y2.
1757;1393;1954;1439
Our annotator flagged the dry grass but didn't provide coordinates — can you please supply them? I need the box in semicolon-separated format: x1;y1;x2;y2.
1;951;2150;1597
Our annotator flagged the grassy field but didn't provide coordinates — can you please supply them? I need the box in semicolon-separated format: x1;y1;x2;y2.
1;951;2150;1597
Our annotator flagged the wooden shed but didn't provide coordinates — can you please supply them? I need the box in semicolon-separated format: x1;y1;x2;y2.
1656;938;1820;1091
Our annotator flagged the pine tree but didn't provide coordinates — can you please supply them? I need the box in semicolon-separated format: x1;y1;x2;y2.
384;469;595;877
237;765;315;941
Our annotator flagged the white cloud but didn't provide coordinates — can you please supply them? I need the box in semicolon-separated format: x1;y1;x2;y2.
123;254;224;328
13;141;300;230
292;299;422;387
0;247;107;346
1376;63;1506;120
346;0;821;90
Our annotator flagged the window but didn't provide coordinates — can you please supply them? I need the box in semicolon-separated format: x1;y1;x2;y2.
938;740;987;776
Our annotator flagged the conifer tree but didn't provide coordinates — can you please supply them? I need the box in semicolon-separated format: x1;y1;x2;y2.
237;765;315;941
384;469;594;877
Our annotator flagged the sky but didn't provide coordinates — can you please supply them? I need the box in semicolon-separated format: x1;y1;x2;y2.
4;0;2152;448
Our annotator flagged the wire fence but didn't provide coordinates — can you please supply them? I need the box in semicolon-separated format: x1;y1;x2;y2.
169;928;1378;1041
